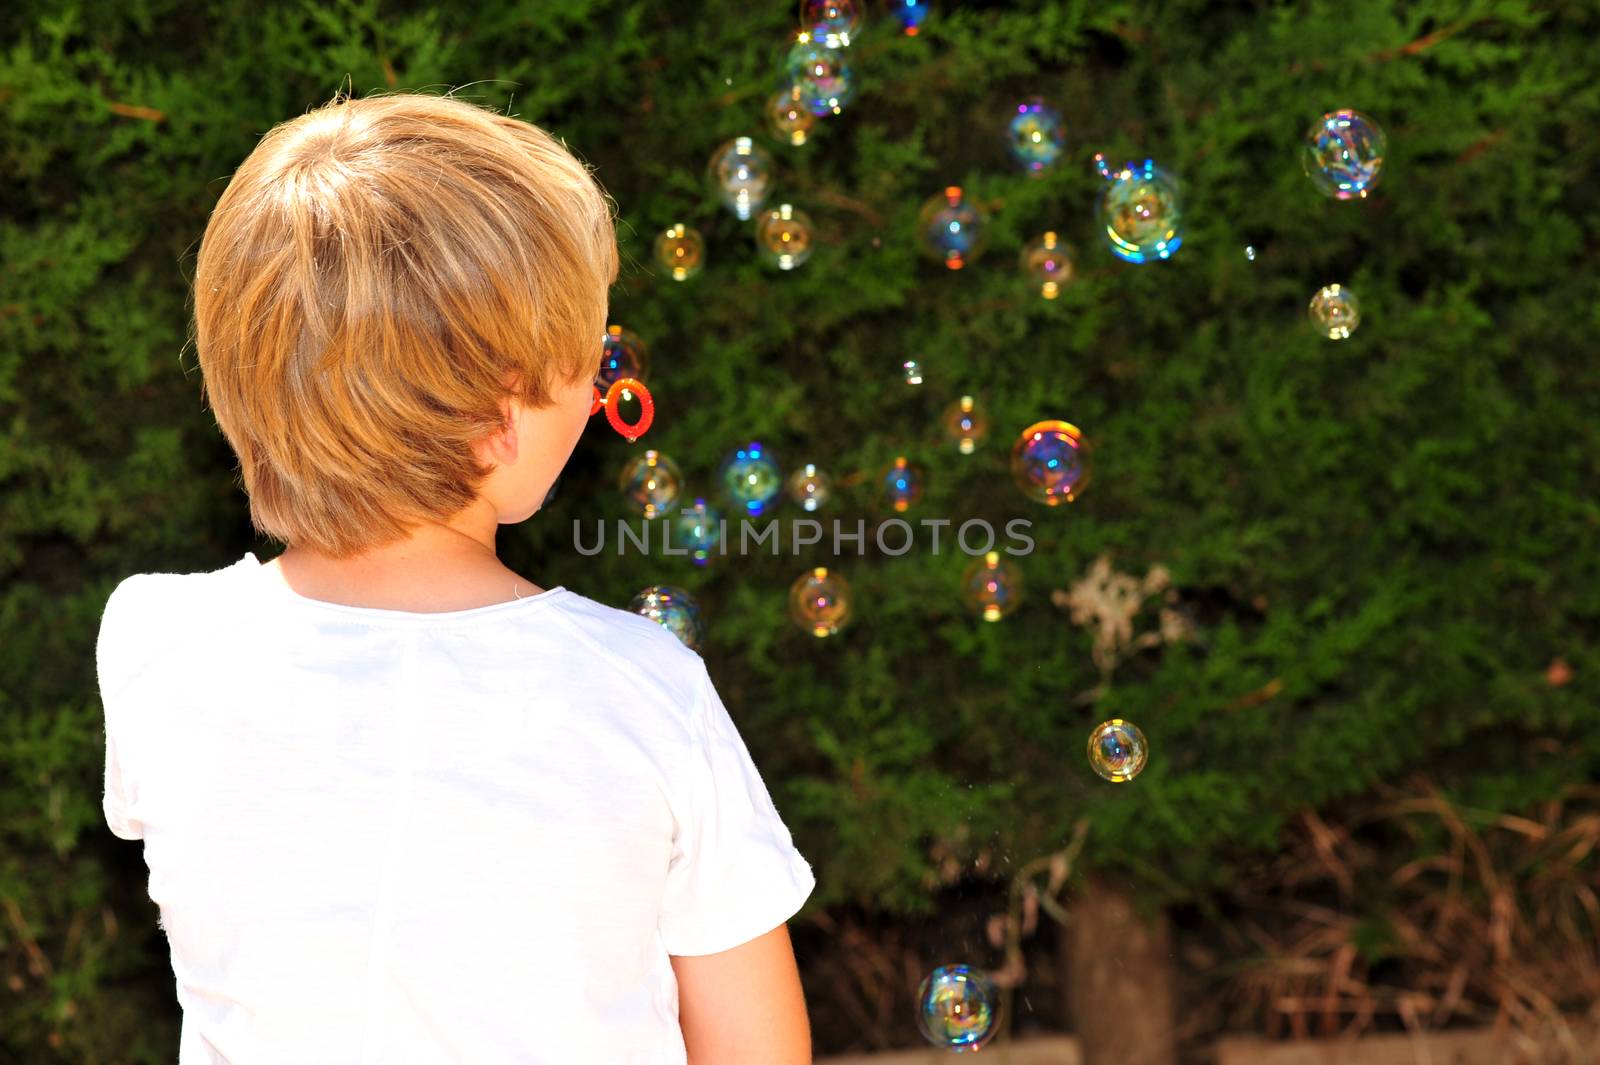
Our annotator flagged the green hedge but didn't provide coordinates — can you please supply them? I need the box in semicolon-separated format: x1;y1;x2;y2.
3;0;1597;1058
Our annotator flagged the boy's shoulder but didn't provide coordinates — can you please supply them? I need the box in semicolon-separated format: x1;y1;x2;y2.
545;589;708;709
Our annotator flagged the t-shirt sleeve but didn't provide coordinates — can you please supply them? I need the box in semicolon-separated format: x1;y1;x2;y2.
97;576;147;841
658;666;815;956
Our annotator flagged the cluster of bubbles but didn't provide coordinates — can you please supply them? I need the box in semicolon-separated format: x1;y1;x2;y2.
1011;420;1089;506
790;566;853;637
916;965;999;1050
619;450;683;519
628;585;706;651
1087;719;1149;782
653;222;704;281
917;186;987;270
961;551;1023;622
941;394;987;454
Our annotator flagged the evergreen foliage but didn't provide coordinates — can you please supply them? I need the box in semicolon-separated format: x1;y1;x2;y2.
2;1;1596;1058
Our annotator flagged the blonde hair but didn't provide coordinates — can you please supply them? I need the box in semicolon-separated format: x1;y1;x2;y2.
193;88;618;558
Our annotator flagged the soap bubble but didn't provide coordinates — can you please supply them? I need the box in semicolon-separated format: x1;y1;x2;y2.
672;498;723;566
654;223;705;281
1243;245;1257;262
1021;231;1075;299
941;395;987;454
799;0;860;48
721;442;782;515
917;186;987;270
757;204;815;270
767;84;817;146
1011;420;1088;505
789;566;852;637
787;463;834;511
598;325;648;388
886;0;929;34
1087;719;1148;782
1094;156;1183;263
902;359;924;385
628;585;705;651
707;137;773;220
1302;109;1386;200
916;965;998;1051
1008;97;1065;174
882;456;923;512
619;450;682;519
962;551;1022;621
1308;284;1360;339
787;39;856;115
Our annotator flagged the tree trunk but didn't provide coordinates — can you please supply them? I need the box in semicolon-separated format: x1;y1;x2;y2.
1063;878;1178;1065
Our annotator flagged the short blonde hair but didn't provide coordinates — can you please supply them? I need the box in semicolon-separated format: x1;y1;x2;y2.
193;89;618;559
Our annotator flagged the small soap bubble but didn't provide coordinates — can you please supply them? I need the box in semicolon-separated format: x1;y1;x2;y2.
886;0;929;34
917;186;987;270
1243;244;1256;262
916;965;999;1051
1309;284;1360;339
767;84;817;146
902;359;924;385
1021;231;1075;299
1008;97;1065;174
1094;156;1183;263
786;463;834;511
757;203;815;270
672;498;723;566
654;223;705;281
628;585;705;651
789;566;852;637
598;325;648;388
799;0;861;48
1087;719;1148;782
941;394;987;454
707;137;774;221
1302;109;1386;200
882;456;923;512
619;450;682;519
1011;420;1088;505
720;442;783;515
962;551;1022;621
787;39;856;115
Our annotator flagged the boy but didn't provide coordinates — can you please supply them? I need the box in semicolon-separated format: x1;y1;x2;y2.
96;88;815;1064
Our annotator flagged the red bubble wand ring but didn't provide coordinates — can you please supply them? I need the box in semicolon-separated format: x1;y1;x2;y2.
591;378;655;443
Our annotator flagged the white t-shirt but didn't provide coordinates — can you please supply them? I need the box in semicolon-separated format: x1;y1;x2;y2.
97;552;815;1064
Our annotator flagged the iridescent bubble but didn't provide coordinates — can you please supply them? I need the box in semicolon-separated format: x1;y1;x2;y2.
672;498;723;566
707;137;774;221
1021;231;1075;299
917;186;987;270
1308;283;1360;339
628;585;705;651
916;965;998;1051
1094;156;1183;263
962;551;1022;622
1011;420;1088;505
902;359;924;385
886;0;930;36
767;84;817;146
756;204;815;271
787;39;856;116
882;456;923;512
789;566;852;637
654;223;705;281
1243;245;1257;262
1302;109;1387;200
619;450;682;519
941;395;987;454
598;325;648;388
799;0;861;48
1008;97;1065;174
1087;718;1148;782
786;463;833;511
721;442;782;516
